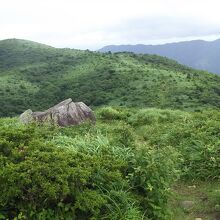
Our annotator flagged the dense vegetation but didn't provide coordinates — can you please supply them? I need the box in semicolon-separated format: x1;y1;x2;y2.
99;39;220;74
0;39;220;219
0;108;220;219
1;39;220;117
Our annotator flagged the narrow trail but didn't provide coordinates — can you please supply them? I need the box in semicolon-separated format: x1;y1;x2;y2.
170;182;220;220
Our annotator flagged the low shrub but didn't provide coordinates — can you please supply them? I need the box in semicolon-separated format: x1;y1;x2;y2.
136;110;220;180
0;118;179;219
128;108;190;126
97;107;130;121
1;108;219;219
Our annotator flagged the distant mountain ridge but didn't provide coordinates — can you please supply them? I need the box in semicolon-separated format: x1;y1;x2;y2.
99;39;220;74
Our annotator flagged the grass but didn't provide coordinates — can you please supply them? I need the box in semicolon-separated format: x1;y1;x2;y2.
170;181;220;220
1;39;220;117
1;38;220;219
1;107;220;219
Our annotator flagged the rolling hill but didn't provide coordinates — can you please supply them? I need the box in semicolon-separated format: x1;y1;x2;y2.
1;38;220;117
1;39;220;220
99;39;220;74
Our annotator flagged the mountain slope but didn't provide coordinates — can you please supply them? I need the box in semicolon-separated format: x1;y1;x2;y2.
99;39;220;74
1;39;220;117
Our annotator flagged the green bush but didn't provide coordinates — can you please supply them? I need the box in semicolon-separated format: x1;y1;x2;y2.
127;146;181;219
97;107;129;121
1;108;219;219
0;118;179;219
135;109;220;180
128;108;190;126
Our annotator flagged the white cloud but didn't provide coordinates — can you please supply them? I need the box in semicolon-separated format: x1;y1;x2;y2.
1;0;220;49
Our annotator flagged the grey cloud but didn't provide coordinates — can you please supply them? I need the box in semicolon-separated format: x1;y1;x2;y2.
99;16;220;43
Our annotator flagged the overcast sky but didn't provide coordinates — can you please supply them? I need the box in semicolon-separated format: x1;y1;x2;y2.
1;0;220;49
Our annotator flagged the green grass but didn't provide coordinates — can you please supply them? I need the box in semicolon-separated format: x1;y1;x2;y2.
1;39;220;117
0;107;220;219
1;38;220;219
170;181;220;220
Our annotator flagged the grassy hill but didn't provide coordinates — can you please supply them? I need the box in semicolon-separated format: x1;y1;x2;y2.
1;39;220;219
99;39;220;74
0;39;220;117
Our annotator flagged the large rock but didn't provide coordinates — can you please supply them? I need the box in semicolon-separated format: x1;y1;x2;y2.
20;98;95;126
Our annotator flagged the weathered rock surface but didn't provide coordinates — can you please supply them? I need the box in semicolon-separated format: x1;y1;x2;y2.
20;98;95;126
180;200;195;210
19;109;34;124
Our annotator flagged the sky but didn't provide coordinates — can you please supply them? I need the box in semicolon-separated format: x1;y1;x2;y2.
1;0;220;50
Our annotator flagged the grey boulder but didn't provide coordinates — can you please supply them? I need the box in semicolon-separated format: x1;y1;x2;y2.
20;98;95;126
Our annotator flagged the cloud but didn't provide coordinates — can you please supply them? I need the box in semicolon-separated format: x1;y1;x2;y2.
107;16;220;41
1;0;220;49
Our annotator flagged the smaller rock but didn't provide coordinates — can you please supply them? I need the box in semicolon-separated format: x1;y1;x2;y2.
180;200;195;210
188;185;196;189
195;218;202;220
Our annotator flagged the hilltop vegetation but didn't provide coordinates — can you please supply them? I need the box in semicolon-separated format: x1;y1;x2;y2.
0;39;220;117
99;39;220;74
1;108;220;219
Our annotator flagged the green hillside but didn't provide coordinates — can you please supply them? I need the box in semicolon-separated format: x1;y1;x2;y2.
0;39;220;117
1;39;220;220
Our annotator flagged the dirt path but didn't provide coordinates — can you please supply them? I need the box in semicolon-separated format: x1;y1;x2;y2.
169;181;220;220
